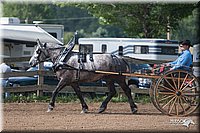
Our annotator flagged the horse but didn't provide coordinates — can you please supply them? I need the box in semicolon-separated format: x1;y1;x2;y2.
29;39;138;114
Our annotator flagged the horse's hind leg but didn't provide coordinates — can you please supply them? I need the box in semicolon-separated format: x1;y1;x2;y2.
115;76;138;114
71;83;88;113
99;79;116;113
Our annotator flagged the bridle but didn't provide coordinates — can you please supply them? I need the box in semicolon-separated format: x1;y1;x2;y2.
35;44;65;62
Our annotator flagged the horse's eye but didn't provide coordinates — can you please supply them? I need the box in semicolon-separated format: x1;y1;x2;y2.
36;50;40;54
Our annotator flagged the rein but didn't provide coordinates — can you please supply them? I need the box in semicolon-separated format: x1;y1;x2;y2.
46;46;65;65
45;46;77;72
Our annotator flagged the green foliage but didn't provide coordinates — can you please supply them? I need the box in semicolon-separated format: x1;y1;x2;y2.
56;94;79;103
91;27;108;37
3;93;151;104
77;3;196;38
3;2;196;39
134;94;151;104
4;93;50;103
3;2;57;23
2;2;125;37
63;32;74;44
111;95;128;103
172;9;198;44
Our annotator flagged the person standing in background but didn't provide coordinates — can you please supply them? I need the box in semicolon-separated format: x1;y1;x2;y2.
0;62;12;98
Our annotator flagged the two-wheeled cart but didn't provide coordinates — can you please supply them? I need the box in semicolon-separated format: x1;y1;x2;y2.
96;67;200;116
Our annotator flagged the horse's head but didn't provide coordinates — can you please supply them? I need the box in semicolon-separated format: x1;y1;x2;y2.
29;39;49;67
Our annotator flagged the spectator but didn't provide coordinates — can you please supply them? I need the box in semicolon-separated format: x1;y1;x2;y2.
0;62;12;73
0;62;12;98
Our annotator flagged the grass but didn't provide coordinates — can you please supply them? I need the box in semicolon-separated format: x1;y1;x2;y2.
3;92;151;104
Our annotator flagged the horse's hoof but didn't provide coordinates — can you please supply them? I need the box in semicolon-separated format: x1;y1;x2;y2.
81;108;88;114
47;105;54;112
47;108;52;112
98;107;106;113
131;107;138;114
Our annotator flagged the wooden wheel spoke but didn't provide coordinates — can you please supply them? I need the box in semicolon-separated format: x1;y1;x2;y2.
158;95;174;102
180;96;191;107
170;73;178;90
178;71;181;89
169;97;177;114
158;85;175;92
183;93;199;97
158;92;175;95
179;73;189;90
163;78;176;91
179;97;186;113
162;96;176;109
175;98;179;115
182;86;197;93
181;78;196;91
182;95;197;104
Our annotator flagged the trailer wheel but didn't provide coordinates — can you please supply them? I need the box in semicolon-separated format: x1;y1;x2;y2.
153;70;200;116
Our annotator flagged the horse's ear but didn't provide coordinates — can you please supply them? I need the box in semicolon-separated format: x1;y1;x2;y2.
74;31;79;44
44;43;47;48
36;39;44;49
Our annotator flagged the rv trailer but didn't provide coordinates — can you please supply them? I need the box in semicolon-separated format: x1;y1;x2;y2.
78;38;179;63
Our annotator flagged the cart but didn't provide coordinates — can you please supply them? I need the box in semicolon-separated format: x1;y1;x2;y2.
95;65;200;116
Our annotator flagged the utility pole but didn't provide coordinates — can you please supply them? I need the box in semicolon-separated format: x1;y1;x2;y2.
166;16;170;40
25;17;29;24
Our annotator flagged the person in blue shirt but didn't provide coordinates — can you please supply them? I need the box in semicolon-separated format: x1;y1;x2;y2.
166;40;193;71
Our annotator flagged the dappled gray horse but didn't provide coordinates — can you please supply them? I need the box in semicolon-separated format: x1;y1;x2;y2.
29;40;137;114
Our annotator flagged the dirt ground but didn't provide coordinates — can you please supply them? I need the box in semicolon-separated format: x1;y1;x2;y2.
2;102;199;132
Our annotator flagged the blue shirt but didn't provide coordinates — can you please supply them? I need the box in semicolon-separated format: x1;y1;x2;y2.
169;50;192;70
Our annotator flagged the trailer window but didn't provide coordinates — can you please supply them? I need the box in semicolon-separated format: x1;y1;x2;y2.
118;46;123;56
134;46;149;54
23;51;31;55
101;44;107;53
79;44;93;54
161;46;177;55
49;32;57;39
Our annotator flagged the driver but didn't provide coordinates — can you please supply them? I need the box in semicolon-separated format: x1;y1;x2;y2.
166;39;193;71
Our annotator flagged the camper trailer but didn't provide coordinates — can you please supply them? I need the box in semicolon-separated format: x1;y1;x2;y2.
1;17;64;69
78;38;179;62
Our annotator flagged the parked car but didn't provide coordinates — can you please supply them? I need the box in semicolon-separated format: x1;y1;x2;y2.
8;62;106;88
8;62;59;87
128;64;152;89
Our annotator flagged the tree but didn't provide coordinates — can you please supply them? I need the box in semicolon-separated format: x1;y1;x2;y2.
92;27;108;37
77;3;196;38
2;2;57;23
172;9;198;44
2;2;124;38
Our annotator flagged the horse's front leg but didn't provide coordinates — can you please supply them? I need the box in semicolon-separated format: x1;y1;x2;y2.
115;77;138;114
71;83;88;113
47;79;66;112
99;79;116;113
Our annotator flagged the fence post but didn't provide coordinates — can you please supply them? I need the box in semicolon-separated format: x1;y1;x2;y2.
37;62;44;96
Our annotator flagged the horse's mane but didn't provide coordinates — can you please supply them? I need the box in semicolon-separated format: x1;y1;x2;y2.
46;43;65;49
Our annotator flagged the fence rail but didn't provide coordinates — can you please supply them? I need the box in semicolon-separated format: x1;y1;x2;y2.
2;56;149;98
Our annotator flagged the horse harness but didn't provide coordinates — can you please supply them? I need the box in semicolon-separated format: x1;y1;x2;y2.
51;40;126;81
52;46;95;81
52;37;76;71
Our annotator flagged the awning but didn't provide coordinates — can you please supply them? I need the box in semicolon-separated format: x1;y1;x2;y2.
0;24;63;45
